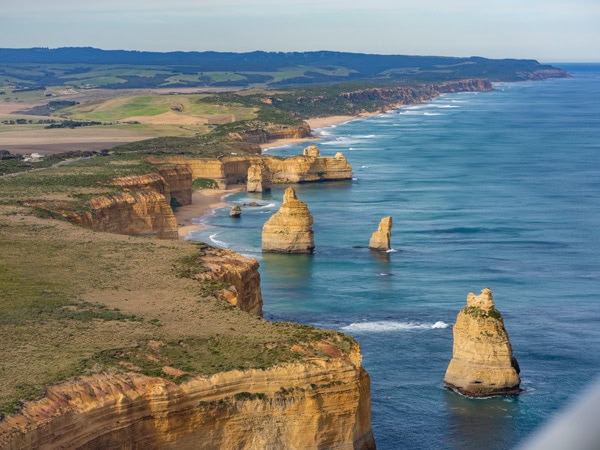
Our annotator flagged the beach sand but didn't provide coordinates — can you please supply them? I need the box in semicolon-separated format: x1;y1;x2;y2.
174;187;242;238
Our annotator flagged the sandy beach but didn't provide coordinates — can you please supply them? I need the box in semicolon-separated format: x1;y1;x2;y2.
260;113;383;151
174;187;242;238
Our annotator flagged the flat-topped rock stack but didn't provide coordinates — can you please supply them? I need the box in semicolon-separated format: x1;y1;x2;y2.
444;288;521;397
369;216;392;251
262;187;314;254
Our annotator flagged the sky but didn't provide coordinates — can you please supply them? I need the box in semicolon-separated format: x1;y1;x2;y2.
1;0;599;62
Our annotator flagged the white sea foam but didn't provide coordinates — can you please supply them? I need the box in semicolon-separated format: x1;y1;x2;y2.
424;112;442;116
341;321;449;332
209;233;229;248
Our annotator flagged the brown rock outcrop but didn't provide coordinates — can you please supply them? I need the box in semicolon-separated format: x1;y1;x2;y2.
111;166;193;208
0;344;374;449
64;190;178;239
229;205;242;218
262;187;314;254
155;165;193;206
267;146;353;183
444;288;521;397
195;246;263;316
63;166;192;239
246;163;272;193
369;216;392;251
166;148;352;189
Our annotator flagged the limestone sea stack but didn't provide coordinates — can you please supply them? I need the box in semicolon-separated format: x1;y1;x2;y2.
229;205;242;217
444;288;521;397
369;216;392;251
247;163;271;193
262;187;314;254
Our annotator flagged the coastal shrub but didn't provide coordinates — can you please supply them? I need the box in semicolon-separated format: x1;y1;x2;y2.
193;177;219;189
234;391;266;401
463;306;502;320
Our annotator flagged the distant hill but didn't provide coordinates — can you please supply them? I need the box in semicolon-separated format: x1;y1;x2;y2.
0;47;569;89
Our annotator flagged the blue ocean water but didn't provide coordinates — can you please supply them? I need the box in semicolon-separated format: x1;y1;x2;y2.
188;64;600;449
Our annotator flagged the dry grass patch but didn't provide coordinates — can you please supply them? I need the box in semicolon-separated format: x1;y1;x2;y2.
0;206;353;419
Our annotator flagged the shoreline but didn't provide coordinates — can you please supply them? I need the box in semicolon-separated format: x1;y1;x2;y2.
260;112;383;152
174;187;242;239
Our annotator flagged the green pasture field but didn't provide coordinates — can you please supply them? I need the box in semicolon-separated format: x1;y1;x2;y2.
56;94;257;122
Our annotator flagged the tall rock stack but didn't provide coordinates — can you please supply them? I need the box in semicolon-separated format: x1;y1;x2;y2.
444;288;521;397
262;187;314;254
369;216;392;251
247;163;272;193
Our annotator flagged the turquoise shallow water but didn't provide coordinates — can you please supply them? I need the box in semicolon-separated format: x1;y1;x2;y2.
189;64;600;449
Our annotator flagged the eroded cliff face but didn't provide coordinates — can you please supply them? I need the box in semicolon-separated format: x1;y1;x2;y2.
229;123;311;144
246;163;272;193
265;147;353;184
0;346;375;450
444;288;521;397
194;246;263;316
262;187;315;254
60;166;192;239
155;166;193;207
338;79;493;107
166;148;353;189
64;190;179;239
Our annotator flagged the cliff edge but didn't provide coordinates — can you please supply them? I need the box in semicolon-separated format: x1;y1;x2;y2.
0;345;374;449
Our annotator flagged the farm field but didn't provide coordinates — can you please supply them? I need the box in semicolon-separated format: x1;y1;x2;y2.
0;87;255;154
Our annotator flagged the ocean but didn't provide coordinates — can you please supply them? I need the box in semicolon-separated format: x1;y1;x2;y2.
188;64;600;449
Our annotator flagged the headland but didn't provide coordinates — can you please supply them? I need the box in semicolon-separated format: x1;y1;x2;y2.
0;49;571;448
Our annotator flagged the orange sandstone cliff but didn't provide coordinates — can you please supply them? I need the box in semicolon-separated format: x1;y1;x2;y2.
167;145;353;189
195;245;263;316
1;360;376;449
0;345;374;449
63;165;193;239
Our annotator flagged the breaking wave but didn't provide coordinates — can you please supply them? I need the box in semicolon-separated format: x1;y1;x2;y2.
341;321;449;332
209;232;229;248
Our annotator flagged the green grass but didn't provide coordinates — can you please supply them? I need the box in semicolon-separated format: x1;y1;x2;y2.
462;306;503;320
0;153;357;419
56;94;256;123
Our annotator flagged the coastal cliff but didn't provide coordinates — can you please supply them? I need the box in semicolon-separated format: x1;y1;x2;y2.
195;245;263;316
337;79;493;109
168;148;353;190
229;123;311;144
444;288;521;397
0;345;374;449
64;190;179;239
57;166;192;239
